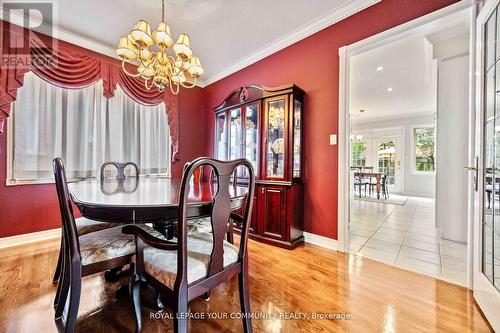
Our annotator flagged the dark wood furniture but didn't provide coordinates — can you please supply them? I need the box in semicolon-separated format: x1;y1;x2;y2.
354;171;385;199
123;157;255;333
54;161;139;283
52;158;135;333
100;161;139;180
214;84;304;249
52;217;121;283
68;178;248;224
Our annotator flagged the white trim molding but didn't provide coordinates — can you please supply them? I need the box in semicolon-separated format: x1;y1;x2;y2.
0;228;60;250
303;232;339;251
197;0;381;87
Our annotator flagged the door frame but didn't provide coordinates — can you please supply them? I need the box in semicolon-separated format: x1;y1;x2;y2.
473;0;500;329
337;0;474;287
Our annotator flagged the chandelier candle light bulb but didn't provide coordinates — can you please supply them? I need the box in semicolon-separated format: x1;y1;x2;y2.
116;0;203;94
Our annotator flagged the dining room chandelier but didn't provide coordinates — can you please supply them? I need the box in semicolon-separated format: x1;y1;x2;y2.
116;0;203;94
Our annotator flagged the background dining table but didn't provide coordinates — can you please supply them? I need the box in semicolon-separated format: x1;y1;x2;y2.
353;171;385;199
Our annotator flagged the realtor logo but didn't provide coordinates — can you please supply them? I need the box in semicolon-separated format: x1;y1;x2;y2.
1;1;57;69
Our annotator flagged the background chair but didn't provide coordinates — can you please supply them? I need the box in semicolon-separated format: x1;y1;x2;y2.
123;157;255;333
353;175;369;197
100;161;139;181
52;158;135;333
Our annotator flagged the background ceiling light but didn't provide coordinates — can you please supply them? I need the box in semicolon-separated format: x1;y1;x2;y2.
387;87;393;92
377;66;384;71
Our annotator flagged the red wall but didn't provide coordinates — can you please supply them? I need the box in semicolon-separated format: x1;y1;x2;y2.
203;0;458;240
0;87;206;238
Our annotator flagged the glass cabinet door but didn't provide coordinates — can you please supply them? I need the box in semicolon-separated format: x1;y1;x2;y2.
265;98;287;179
293;99;302;178
245;104;259;173
215;113;227;160
229;108;243;160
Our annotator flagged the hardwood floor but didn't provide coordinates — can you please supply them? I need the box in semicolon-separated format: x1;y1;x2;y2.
0;238;492;332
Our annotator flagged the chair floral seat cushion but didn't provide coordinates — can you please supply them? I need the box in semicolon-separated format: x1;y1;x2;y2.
80;226;135;266
186;217;212;234
143;232;239;289
76;217;121;236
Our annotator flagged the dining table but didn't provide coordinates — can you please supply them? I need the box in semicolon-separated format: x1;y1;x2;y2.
68;176;249;236
354;171;385;199
68;176;248;285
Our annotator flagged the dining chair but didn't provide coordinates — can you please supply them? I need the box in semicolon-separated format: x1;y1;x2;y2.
52;158;135;333
353;175;369;197
52;218;121;283
178;161;235;244
123;157;255;333
53;163;126;283
100;161;139;181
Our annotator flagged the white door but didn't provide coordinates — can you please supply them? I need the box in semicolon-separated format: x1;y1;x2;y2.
373;137;402;193
473;1;500;330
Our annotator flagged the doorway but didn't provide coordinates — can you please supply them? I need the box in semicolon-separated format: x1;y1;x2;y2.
338;3;472;287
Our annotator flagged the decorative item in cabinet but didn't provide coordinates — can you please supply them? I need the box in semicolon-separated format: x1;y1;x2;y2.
214;84;305;249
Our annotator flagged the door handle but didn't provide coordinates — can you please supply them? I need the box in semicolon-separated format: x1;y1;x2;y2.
464;156;479;192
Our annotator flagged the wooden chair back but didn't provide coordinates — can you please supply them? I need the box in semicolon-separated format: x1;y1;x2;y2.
53;157;81;266
100;161;139;181
176;157;255;286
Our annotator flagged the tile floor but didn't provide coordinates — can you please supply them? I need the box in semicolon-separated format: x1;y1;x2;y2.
349;195;468;286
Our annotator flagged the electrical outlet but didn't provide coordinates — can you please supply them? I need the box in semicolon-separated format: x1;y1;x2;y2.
330;134;337;145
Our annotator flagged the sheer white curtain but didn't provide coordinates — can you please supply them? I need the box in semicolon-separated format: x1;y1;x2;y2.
10;72;171;182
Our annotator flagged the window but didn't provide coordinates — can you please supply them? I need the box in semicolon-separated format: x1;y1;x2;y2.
351;141;367;167
414;127;435;172
7;72;171;184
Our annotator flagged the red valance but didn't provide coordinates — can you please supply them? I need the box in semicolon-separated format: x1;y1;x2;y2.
0;21;179;161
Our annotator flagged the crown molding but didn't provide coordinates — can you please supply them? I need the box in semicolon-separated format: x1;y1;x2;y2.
197;0;381;87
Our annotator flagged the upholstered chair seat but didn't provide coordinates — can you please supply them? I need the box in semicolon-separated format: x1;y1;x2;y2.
186;217;212;234
76;217;121;235
79;226;135;266
143;230;239;289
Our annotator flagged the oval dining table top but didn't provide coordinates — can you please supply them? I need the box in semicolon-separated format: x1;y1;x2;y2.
68;177;248;209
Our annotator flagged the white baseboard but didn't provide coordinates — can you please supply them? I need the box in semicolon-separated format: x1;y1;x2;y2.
0;228;61;250
303;232;338;251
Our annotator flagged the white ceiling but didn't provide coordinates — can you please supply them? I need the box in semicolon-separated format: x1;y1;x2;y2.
349;10;470;124
349;35;437;123
10;0;369;86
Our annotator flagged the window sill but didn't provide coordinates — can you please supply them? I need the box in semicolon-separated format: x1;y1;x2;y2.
411;171;435;176
6;173;171;187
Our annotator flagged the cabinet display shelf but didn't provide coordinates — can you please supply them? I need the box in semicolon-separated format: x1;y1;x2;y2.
214;84;305;249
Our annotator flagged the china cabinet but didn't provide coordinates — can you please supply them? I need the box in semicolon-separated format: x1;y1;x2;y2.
214;84;304;249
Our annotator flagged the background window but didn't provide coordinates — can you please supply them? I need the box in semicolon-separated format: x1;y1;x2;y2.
8;72;171;183
414;127;435;172
351;141;367;166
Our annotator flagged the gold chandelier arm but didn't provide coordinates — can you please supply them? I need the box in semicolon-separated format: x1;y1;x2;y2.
169;81;180;95
180;76;197;88
121;59;142;77
167;56;183;76
144;78;155;90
